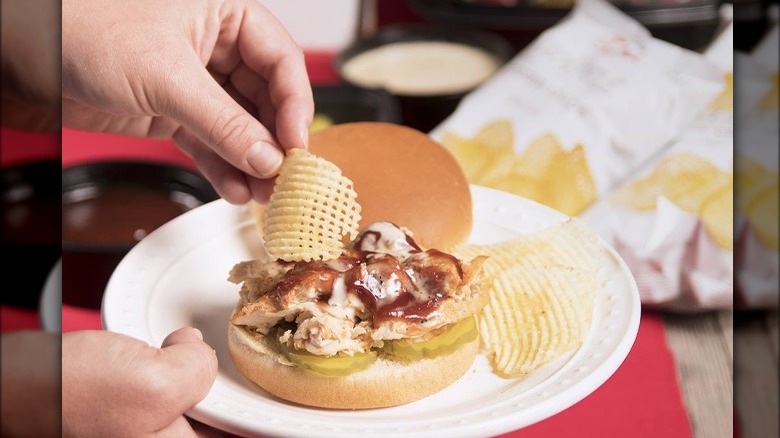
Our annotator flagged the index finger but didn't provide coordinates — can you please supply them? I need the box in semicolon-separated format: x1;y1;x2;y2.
237;0;314;151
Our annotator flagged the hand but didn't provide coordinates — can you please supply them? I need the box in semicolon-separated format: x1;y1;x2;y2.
62;0;314;204
1;331;61;438
62;327;218;437
0;0;61;132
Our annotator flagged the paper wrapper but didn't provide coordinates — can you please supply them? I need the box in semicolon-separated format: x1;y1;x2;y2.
582;23;735;311
430;0;722;217
735;24;779;310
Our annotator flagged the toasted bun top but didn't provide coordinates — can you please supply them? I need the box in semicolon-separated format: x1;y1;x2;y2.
305;122;472;250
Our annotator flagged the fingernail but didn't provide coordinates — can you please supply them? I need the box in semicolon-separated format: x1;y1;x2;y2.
300;124;309;149
247;142;283;177
193;328;203;341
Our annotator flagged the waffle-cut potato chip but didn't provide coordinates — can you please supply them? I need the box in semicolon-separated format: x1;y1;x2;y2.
709;72;733;111
480;265;596;378
746;183;779;251
263;149;361;262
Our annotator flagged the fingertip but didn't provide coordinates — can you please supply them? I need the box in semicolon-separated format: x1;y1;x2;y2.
300;123;309;150
246;141;283;178
161;327;205;348
278;105;312;151
160;327;218;379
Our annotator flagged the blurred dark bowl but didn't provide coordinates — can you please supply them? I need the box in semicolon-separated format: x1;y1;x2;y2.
336;24;513;132
61;161;219;309
313;84;402;125
0;160;61;309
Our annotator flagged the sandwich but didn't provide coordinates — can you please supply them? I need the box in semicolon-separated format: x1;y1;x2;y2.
227;123;488;409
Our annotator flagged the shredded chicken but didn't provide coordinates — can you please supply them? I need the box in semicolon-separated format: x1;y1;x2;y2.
229;222;488;356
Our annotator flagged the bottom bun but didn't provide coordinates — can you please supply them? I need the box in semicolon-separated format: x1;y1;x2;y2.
228;323;480;409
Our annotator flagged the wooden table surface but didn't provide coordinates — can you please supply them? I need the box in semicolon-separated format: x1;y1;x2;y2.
665;310;778;438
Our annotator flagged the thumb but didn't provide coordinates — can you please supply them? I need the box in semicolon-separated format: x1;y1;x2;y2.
157;51;284;179
156;327;218;412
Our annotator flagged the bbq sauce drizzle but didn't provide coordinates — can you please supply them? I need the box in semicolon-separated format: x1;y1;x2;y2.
269;223;464;323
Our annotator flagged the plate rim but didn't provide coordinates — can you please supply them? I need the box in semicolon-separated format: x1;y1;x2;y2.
40;258;62;334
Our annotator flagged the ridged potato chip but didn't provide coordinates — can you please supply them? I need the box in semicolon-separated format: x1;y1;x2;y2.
454;219;600;378
263;149;361;262
481;265;596;378
454;219;600;276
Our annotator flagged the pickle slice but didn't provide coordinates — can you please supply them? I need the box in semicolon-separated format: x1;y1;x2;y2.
383;317;478;360
275;328;377;376
285;349;377;376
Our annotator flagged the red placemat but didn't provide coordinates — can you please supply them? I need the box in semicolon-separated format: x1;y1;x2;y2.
61;130;194;170
0;128;60;167
503;312;692;437
0;306;41;332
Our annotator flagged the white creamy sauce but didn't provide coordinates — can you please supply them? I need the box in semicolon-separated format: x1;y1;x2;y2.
382;272;402;301
341;41;502;96
356;221;417;258
328;275;348;307
407;253;433;302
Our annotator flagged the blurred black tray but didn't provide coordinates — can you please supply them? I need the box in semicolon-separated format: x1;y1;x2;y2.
407;0;722;50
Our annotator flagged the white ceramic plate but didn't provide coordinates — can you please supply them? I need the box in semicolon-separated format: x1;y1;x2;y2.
102;185;640;438
40;258;62;334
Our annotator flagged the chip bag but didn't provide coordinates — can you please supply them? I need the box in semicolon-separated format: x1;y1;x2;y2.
431;0;722;216
582;22;735;310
